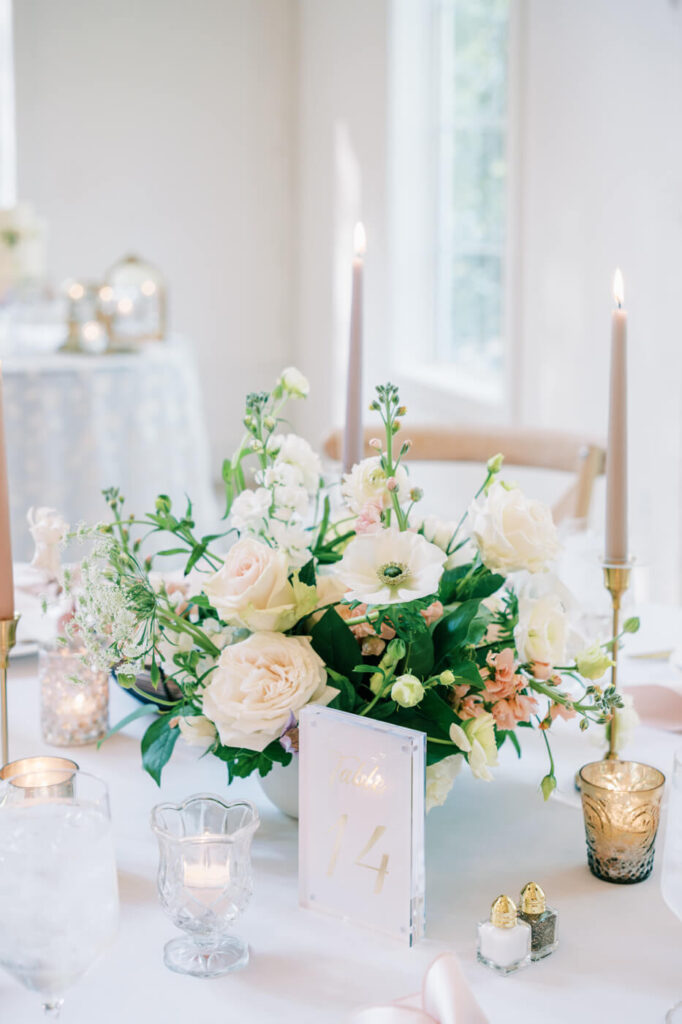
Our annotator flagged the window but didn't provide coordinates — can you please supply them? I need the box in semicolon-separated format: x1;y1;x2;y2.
435;0;510;390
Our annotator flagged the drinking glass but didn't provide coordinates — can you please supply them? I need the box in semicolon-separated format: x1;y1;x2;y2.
661;749;682;1022
151;794;259;978
0;769;119;1018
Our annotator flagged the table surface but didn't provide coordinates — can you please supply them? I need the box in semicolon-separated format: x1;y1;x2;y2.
1;609;680;1024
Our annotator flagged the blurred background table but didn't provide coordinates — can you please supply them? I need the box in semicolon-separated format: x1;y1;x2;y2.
2;338;219;560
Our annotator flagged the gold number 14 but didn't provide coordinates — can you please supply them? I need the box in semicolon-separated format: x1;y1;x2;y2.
326;815;389;894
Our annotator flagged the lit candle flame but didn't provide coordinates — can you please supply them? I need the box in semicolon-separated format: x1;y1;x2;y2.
354;222;366;258
613;268;625;308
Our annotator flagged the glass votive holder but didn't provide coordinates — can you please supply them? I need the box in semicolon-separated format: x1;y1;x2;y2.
151;794;260;978
39;643;109;746
579;759;665;883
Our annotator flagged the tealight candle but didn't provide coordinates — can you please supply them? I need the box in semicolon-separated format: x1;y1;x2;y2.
39;644;109;747
183;854;231;908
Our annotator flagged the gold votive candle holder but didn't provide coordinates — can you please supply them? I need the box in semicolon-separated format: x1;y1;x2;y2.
39;644;109;747
579;760;665;883
0;756;79;798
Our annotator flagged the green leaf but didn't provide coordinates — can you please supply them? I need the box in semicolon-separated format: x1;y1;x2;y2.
222;459;234;518
156;547;190;557
438;566;504;605
406;628;434;678
310;608;362;682
97;704;158;748
141;714;180;786
326;669;358;712
184;543;207;575
540;774;557;801
214;741;293;781
432;600;483;668
299;559;316;588
150;658;160;687
497;729;522;758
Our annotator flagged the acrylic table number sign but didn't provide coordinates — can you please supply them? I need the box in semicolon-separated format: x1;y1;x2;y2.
298;705;426;945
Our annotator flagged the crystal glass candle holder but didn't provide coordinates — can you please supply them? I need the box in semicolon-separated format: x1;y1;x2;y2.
151;794;260;978
39;643;109;746
579;759;665;883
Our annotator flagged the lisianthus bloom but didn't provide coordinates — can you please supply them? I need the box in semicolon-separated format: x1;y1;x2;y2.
576;643;613;680
391;674;425;708
277;366;309;397
468;481;559;574
449;712;499;781
514;593;568;670
177;715;217;749
425;754;464;812
337;527;446;606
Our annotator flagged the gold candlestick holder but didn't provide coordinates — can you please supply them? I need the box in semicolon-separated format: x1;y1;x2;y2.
0;615;20;765
603;562;632;759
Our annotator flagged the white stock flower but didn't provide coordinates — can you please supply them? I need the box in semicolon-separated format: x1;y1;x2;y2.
269;518;311;569
178;715;217;749
514;592;568;669
336;527;446;605
278;366;309;398
468;482;559;574
201;632;335;751
412;513;477;569
425;754;464;811
27;507;69;578
157;628;194;675
259;462;309;518
274;434;321;494
229;488;272;531
341;457;410;515
202;537;315;631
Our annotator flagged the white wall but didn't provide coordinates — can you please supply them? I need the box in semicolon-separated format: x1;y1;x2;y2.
517;0;682;598
13;0;296;463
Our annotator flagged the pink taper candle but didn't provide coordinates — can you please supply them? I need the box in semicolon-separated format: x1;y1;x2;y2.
342;222;366;474
605;269;628;564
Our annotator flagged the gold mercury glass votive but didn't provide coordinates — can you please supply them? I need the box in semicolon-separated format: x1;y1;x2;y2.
39;644;109;747
579;760;665;883
0;756;79;798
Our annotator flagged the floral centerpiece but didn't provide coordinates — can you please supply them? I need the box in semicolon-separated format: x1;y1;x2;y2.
62;370;632;809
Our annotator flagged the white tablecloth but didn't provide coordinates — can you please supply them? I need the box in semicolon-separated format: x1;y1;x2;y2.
1;610;680;1023
2;339;219;561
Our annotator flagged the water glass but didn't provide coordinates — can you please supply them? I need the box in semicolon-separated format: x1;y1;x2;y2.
151;794;259;978
0;769;119;1017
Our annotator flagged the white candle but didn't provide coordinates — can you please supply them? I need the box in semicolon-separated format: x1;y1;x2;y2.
342;222;366;474
605;269;628;564
0;364;14;620
183;855;230;906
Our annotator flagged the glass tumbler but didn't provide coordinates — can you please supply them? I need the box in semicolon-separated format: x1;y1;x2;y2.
151;794;260;978
579;759;665;883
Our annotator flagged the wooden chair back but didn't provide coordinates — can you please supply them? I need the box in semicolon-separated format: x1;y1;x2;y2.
323;426;606;524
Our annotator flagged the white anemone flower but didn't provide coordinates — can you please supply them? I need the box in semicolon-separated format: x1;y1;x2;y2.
336;527;446;605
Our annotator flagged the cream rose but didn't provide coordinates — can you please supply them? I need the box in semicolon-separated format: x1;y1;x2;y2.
201;537;315;631
341;456;410;515
201;631;336;751
514;593;568;670
468;482;559;574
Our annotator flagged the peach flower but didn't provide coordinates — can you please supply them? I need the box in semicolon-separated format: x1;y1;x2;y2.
550;701;576;722
420;600;444;627
482;648;518;700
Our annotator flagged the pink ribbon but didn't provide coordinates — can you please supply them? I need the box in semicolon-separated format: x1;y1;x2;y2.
350;953;489;1024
